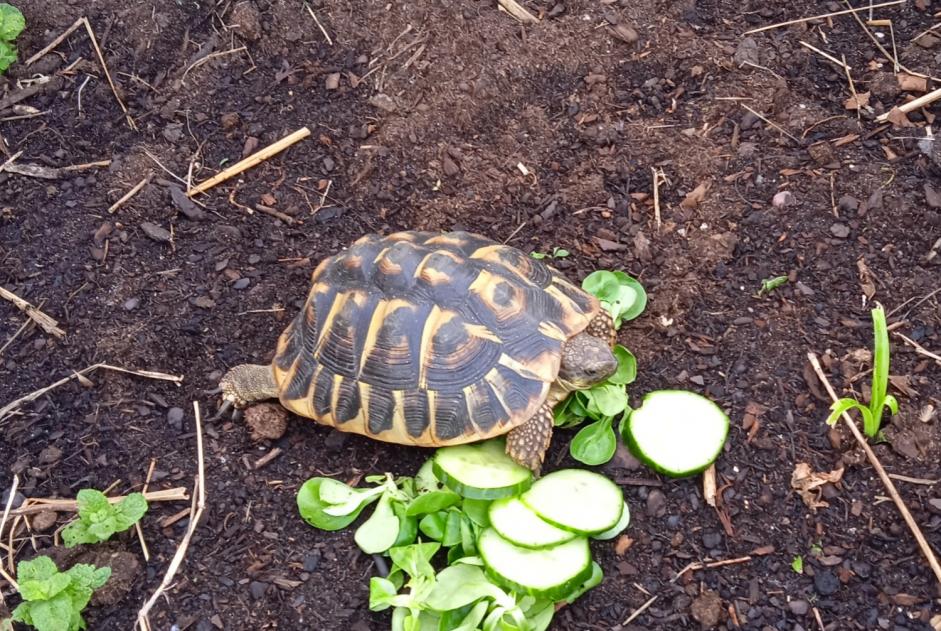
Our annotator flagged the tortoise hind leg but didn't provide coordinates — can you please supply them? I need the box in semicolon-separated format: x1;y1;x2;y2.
505;402;554;475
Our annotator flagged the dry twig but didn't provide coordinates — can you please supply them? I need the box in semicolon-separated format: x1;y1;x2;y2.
0;475;20;594
0;286;65;338
0;363;183;423
877;86;941;122
622;595;658;626
497;0;540;24
743;0;905;34
807;352;941;586
304;3;333;45
893;332;941;366
799;41;851;71
673;556;753;582
741;105;800;143
188;127;311;197
136;402;206;630
651;167;663;229
108;173;153;214
11;488;189;517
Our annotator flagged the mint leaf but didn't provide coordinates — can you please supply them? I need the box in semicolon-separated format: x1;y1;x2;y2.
27;593;74;631
0;4;25;41
17;557;59;582
114;493;148;529
18;573;71;601
75;489;110;515
0;40;15;73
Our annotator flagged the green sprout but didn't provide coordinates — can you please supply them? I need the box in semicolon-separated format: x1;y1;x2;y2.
791;555;804;574
530;247;570;260
8;556;110;631
757;275;788;297
60;489;148;547
0;4;25;74
824;304;898;438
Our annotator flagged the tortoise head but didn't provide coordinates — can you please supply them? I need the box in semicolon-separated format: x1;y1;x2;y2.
557;332;618;389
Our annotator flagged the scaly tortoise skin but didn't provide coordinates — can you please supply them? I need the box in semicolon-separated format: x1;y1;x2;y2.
219;230;618;472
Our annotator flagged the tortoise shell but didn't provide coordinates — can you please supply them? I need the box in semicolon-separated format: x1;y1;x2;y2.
270;230;602;446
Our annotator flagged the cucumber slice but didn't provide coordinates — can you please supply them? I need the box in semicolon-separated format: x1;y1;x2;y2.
591;501;630;540
477;528;592;600
432;440;533;500
623;390;729;477
488;497;576;549
521;469;623;535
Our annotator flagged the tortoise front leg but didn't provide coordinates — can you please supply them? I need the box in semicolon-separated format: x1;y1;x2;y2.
505;402;554;475
218;364;279;411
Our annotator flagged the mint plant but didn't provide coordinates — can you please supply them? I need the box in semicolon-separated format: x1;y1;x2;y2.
9;556;110;631
61;489;148;548
0;4;25;73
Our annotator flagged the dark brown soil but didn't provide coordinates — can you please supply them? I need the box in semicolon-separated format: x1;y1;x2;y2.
2;1;940;629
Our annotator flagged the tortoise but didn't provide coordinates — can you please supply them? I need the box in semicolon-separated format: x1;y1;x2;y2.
219;230;618;472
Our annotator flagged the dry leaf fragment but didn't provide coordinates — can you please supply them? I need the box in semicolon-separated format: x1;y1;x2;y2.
885;107;914;127
856;258;876;299
844;91;870;110
896;73;928;93
680;179;711;209
791;462;844;511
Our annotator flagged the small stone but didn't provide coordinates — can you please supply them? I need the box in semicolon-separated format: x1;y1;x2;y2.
369;93;397;113
701;531;722;548
249;581;268;600
38;445;62;465
442;156;460;177
829;223;850;238
736;142;757;158
772;191;795;208
925;184;941;209
734;37;760;68
789;599;810;615
0;490;25;510
646;489;666;517
140;222;172;243
193;296;215;309
837;195;859;212
690;589;723;627
32;510;58;532
167;407;185;430
610;23;638;44
303;551;321;572
170;185;206;221
124;297;140;311
245;403;288;441
813;569;840;596
233;278;250;290
915;32;940;49
162;123;183;143
325;73;341;90
323;156;335;172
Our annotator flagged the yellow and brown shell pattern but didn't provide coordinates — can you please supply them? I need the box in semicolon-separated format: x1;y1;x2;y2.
271;231;601;447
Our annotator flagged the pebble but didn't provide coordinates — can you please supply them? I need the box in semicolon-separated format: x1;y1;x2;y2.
702;531;722;548
325;73;341;90
38;445;62;465
167;407;185;430
303;551;321;572
813;569;840;595
141;221;172;243
124;297;140;311
690;590;723;627
838;194;859;212
610;23;638;44
233;278;250;290
231;1;263;41
249;581;268;600
645;489;666;517
829;223;850;238
32;510;58;532
0;490;25;510
369;94;397;113
788;599;809;615
170;186;206;221
734;37;760;68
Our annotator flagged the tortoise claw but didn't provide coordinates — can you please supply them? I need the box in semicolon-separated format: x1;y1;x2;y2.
207;398;235;423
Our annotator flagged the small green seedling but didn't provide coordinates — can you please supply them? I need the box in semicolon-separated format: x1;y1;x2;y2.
757;275;788;297
60;489;148;548
791;555;804;574
530;247;570;260
9;556;110;631
581;270;646;329
824;304;898;438
0;4;25;73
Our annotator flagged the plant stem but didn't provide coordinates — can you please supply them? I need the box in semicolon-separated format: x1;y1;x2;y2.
868;304;889;437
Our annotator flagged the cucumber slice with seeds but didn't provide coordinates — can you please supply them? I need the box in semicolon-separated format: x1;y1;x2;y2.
488;497;576;549
432;440;533;500
477;528;592;600
623;390;729;477
521;469;623;535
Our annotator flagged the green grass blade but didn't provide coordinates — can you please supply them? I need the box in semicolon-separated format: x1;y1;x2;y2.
868;304;890;435
825;399;867;427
